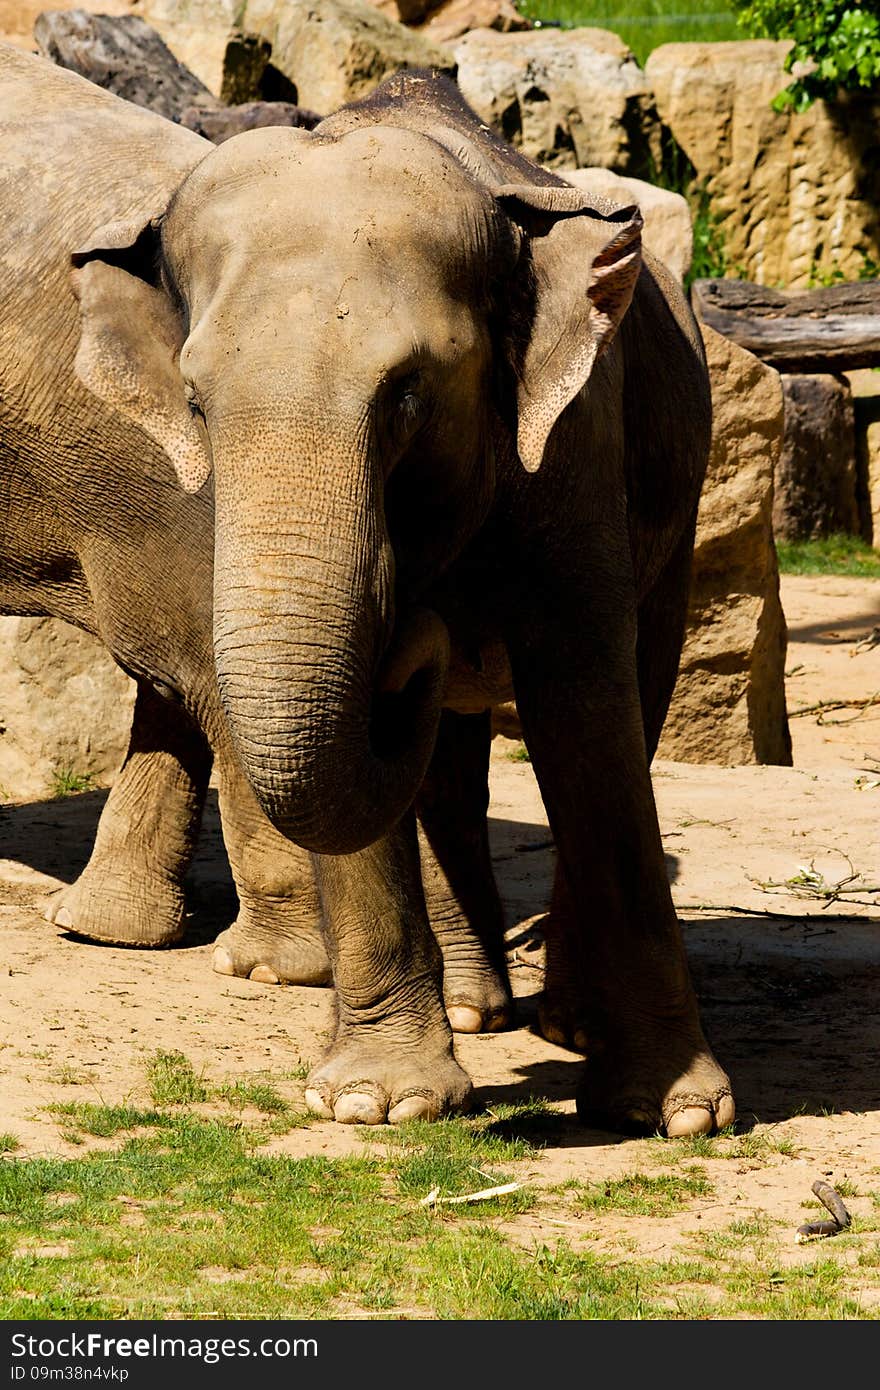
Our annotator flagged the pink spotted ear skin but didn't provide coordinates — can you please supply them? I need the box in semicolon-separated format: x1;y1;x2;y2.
494;185;644;474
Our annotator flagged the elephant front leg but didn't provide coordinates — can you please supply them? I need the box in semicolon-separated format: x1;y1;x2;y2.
417;711;512;1034
211;752;331;986
45;679;210;946
304;812;473;1124
508;584;734;1138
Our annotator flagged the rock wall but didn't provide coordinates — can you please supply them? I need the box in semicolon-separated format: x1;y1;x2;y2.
659;324;792;766
645;41;880;289
0;619;135;802
454;27;666;177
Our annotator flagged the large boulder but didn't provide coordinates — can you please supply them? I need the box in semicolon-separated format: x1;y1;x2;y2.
368;0;529;43
847;368;880;548
134;0;236;93
659;324;792;766
454;27;666;176
141;0;454;110
561;167;692;283
645;42;880;289
773;374;859;541
33;9;220;121
0;619;135;803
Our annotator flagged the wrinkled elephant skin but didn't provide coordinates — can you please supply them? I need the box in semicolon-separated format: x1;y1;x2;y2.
0;49;733;1137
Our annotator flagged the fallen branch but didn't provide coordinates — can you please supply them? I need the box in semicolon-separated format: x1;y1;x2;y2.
747;858;880;910
789;693;879;725
420;1182;521;1208
679;902;876;923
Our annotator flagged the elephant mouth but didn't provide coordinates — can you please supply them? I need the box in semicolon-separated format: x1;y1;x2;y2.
371;607;450;760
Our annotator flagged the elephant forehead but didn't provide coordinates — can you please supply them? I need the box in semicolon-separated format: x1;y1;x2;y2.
167;125;492;274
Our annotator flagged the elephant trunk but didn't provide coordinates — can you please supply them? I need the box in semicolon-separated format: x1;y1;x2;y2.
211;421;449;855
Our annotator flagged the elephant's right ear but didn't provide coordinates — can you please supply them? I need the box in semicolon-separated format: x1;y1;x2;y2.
71;216;212;494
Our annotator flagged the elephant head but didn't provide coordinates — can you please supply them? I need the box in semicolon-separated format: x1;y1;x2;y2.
71;114;642;855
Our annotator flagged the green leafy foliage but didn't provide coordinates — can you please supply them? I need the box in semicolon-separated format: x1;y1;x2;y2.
731;0;880;110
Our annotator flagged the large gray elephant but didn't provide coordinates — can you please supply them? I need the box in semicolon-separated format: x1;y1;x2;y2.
0;45;734;1136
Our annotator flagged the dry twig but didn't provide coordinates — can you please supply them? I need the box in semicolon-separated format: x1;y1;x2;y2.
420;1182;521;1208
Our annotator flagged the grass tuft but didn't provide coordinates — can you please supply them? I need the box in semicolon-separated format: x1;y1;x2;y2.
145;1051;209;1107
50;767;96;799
776;535;880;579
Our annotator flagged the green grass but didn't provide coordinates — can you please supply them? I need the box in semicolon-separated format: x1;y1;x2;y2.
4;1060;877;1320
215;1079;290;1114
776;534;880;578
0;1134;20;1154
146;1050;209;1107
1;1100;877;1319
49;767;96;799
507;741;532;762
515;0;741;66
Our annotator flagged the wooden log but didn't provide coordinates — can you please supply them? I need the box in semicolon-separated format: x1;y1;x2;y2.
34;10;220;123
692;278;880;373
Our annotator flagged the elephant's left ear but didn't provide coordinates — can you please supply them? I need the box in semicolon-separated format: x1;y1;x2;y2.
495;185;643;473
71;216;212;494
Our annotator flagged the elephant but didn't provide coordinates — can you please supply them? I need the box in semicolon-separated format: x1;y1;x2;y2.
0;45;734;1136
0;43;508;1035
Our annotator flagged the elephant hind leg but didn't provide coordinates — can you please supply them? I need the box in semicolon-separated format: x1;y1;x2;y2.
45;678;210;946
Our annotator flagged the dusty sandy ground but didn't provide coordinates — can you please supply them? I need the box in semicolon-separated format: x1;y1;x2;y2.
0;573;878;1284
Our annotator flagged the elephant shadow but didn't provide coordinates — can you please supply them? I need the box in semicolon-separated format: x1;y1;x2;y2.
0;786;238;948
2;794;875;1129
477;910;880;1137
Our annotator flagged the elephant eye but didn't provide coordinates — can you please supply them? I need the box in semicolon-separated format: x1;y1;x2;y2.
390;372;427;440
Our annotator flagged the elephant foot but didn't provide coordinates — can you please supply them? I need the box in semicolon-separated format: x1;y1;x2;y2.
575;1030;735;1138
536;930;591;1052
211;910;332;987
304;1032;473;1124
442;959;513;1035
45;865;186;947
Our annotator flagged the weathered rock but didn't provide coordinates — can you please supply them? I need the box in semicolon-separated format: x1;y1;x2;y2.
0;619;135;803
847;368;880;548
773;374;859;541
454;27;666;176
143;0;454;112
131;0;238;94
413;0;530;44
562;167;692;283
34;9;219;121
180;100;322;142
243;0;454;113
645;42;880;289
659;324;792;767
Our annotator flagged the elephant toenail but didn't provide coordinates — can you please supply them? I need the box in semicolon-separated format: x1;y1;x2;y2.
447;1005;483;1034
388;1095;436;1123
304;1088;334;1119
666;1106;714;1137
249;964;280;984
334;1092;386;1125
211;946;235;976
